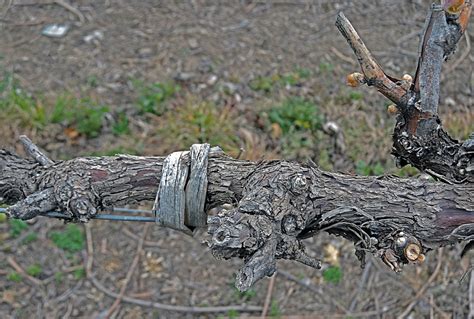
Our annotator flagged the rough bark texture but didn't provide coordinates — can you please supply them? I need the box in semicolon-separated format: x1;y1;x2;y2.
1;149;473;291
336;4;473;184
0;3;473;292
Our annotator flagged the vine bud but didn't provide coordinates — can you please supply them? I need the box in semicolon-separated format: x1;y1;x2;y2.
387;104;398;115
346;72;365;87
443;0;466;15
404;243;421;262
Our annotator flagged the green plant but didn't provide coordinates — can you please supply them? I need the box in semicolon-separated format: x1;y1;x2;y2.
249;75;274;92
86;75;98;88
0;87;47;127
268;97;322;134
318;61;334;73
50;224;85;253
112;112;130;135
323;266;343;284
395;165;419;177
0;212;7;223
7;271;22;282
270;300;281;317
51;96;109;138
355;160;385;176
73;267;86;280
157;99;241;155
348;91;363;101
26;264;42;277
135;81;179;115
9;219;28;238
227;309;239;319
234;287;256;301
55;271;64;284
0;76;110;138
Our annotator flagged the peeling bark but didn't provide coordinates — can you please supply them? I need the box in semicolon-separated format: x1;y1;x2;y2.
1;150;473;291
0;3;473;291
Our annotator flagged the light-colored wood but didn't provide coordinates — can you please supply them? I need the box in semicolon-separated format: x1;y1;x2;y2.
153;151;192;235
185;144;210;228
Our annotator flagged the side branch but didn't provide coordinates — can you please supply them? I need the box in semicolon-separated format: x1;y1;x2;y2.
336;8;473;183
335;12;407;105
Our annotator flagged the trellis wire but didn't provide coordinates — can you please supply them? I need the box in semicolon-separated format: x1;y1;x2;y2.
0;207;156;222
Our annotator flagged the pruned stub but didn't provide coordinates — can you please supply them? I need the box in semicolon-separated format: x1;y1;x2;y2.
207;162;324;291
207;162;427;291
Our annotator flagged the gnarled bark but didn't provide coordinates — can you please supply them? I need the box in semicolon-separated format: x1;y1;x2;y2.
0;3;473;291
0;149;473;291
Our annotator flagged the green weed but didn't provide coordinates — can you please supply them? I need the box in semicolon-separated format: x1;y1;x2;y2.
250;69;311;92
86;75;99;88
0;212;7;223
157;98;241;154
355;160;385;176
394;165;419;177
0;77;110;138
348;91;363;101
7;271;22;282
323;266;342;284
270;300;281;317
73;267;86;280
9;219;28;238
26;264;42;277
268;97;322;134
318;61;334;73
135;81;180;115
249;75;274;92
51;96;109;138
234;287;257;301
227;309;239;319
55;271;64;284
112;112;130;135
50;224;85;253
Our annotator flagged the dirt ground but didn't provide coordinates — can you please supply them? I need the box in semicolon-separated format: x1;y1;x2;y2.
0;1;473;318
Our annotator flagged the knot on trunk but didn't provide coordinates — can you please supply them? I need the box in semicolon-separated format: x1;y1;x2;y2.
207;162;321;291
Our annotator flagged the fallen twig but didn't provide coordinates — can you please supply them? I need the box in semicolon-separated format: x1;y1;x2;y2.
90;275;262;313
84;223;94;277
261;273;276;318
7;256;42;286
105;224;149;318
397;248;444;319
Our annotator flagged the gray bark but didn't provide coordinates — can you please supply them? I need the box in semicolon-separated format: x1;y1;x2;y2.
0;4;472;291
1;149;473;291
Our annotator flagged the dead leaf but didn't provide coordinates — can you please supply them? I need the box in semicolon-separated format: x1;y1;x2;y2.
323;244;340;266
64;127;79;139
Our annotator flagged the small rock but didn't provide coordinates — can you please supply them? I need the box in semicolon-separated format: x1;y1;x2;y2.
84;30;104;44
444;97;456;107
234;93;242;103
174;72;195;81
207;75;218;86
222;82;238;94
137;47;153;58
188;38;199;49
42;24;70;38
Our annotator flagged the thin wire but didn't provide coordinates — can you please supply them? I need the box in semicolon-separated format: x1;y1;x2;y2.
0;207;157;223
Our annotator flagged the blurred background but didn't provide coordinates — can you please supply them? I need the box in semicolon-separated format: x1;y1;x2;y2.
0;0;473;318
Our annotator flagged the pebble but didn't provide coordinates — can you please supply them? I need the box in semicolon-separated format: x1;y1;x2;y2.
174;72;195;81
207;75;218;86
84;30;104;44
137;47;153;58
188;38;199;49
